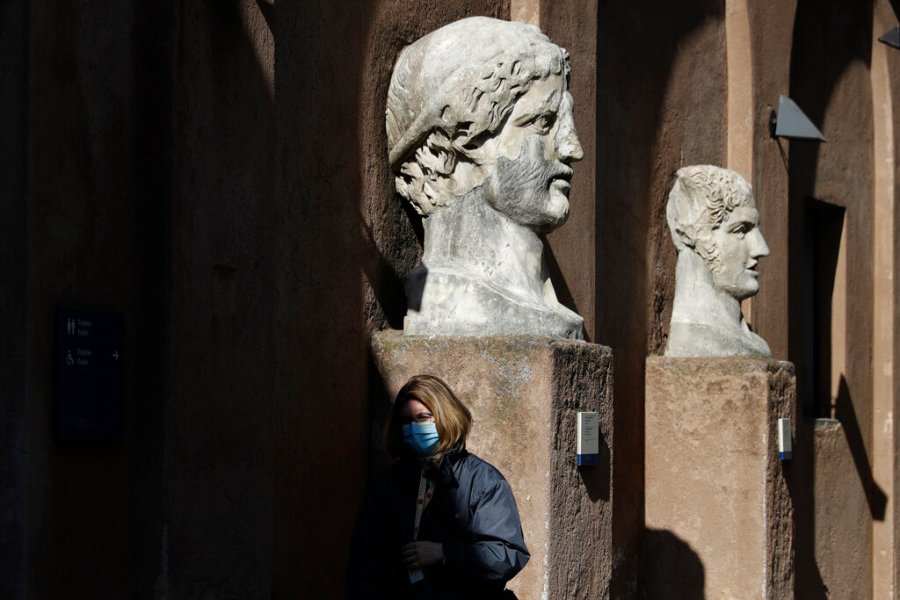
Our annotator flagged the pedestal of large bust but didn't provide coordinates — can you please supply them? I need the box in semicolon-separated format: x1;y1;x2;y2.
644;357;795;598
371;331;614;600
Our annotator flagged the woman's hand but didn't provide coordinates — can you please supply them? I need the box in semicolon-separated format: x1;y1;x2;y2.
400;541;444;568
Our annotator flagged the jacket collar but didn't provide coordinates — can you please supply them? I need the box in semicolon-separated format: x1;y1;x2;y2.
400;446;465;485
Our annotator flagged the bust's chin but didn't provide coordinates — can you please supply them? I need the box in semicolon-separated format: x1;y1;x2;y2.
712;279;759;301
513;197;570;232
542;194;570;226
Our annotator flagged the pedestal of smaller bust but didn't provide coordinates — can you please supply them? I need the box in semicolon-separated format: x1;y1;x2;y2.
371;331;614;600
644;357;795;599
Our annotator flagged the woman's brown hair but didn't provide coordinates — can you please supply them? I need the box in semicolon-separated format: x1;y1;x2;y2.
384;374;473;458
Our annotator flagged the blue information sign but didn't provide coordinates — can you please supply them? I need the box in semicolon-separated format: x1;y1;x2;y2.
55;308;124;441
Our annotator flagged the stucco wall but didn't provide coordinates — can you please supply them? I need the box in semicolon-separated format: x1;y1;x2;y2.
596;2;728;594
814;421;873;599
788;1;878;595
539;1;599;343
24;1;145;598
0;1;29;598
274;2;373;597
167;1;275;597
744;0;795;359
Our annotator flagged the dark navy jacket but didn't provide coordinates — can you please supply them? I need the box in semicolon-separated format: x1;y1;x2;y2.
347;449;529;599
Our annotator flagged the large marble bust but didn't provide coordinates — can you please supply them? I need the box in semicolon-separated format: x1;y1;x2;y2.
665;165;772;357
386;17;584;339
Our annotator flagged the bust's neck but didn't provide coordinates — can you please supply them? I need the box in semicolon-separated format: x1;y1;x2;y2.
671;250;745;332
421;189;549;302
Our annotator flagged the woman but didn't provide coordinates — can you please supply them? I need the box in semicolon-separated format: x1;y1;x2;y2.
347;374;529;599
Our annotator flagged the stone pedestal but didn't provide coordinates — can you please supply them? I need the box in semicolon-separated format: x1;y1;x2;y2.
643;357;795;599
371;331;614;600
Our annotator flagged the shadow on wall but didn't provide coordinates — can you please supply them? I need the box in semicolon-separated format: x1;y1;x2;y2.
359;211;417;326
165;0;279;598
578;432;611;503
787;0;876;596
781;376;888;599
835;375;888;520
273;2;375;598
544;240;582;326
366;345;397;476
596;0;725;595
639;528;705;599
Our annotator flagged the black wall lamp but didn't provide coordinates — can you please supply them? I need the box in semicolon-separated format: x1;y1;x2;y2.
769;95;827;142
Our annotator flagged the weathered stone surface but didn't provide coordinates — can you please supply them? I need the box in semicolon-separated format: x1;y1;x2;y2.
665;166;772;357
386;18;585;339
644;356;794;599
1;2;28;599
371;331;613;599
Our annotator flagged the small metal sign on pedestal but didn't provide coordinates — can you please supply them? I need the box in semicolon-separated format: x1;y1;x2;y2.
576;411;600;466
55;308;124;441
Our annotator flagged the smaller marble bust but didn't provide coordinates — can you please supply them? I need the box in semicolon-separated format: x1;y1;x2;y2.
386;17;584;339
665;165;772;357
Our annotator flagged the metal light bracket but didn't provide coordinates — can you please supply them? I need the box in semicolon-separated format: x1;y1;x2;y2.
770;95;826;142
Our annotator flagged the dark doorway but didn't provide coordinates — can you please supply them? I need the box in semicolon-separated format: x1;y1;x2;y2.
801;198;845;418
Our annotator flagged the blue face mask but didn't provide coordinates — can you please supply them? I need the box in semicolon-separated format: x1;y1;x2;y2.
402;421;440;456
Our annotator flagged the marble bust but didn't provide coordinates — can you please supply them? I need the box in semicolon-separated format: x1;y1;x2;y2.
386;17;585;339
664;165;772;357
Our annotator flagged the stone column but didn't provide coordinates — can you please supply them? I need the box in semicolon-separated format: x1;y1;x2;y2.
643;357;795;599
371;331;614;600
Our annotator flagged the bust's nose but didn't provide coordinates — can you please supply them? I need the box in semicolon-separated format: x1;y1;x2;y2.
555;109;583;163
750;229;770;258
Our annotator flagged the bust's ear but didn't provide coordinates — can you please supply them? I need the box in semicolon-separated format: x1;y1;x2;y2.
674;224;697;250
395;132;466;215
416;131;457;178
395;161;437;215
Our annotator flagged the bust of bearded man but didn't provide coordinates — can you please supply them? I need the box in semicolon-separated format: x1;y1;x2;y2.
386;17;585;339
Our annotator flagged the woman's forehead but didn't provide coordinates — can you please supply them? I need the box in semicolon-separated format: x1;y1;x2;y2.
403;398;431;414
